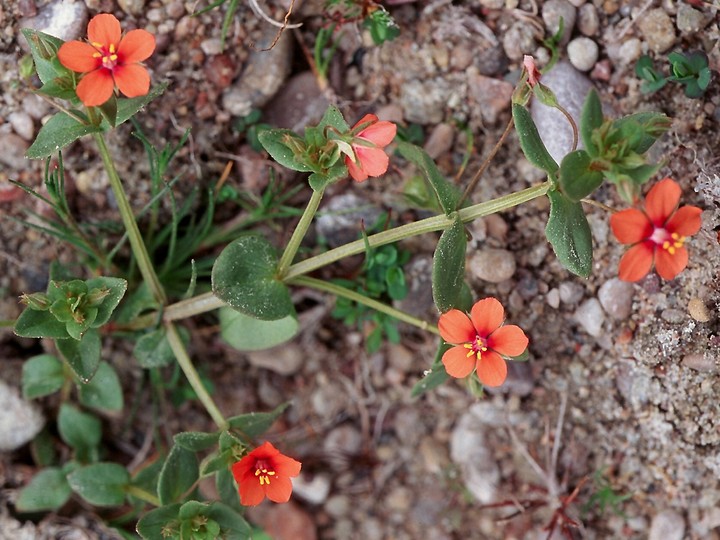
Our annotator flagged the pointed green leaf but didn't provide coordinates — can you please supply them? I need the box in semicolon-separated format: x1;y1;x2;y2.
27;112;103;159
78;361;124;412
58;403;101;461
611;112;670;154
16;467;72;512
545;190;593;278
216;467;242;512
580;89;603;156
133;327;174;368
558;150;604;201
112;83;168;126
86;277;127;327
317;104;350;133
174;431;220;452
22;354;66;399
157;444;199;505
432;216;467;313
396;141;461;215
219;307;298;351
67;463;130;507
136;504;182;540
227;403;289;438
212;235;294;321
56;328;102;383
20;29;70;85
206;502;252;539
15;308;70;339
258;129;314;172
512;103;559;176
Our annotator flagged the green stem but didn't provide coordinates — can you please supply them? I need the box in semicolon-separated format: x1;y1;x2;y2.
125;484;161;507
289;276;439;335
162;182;551;321
93;133;167;305
164;322;228;430
276;188;324;278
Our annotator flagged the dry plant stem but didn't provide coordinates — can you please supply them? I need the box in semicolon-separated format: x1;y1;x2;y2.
556;104;579;152
125;484;161;506
163;181;551;321
458;116;515;207
276;187;324;278
289;276;440;335
164;322;228;430
580;198;616;213
93;133;167;305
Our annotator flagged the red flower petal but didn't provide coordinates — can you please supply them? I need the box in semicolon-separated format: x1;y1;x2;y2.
345;155;367;182
438;309;476;344
655;245;688;280
441;346;475;378
644;178;680;227
475;350;507;387
87;14;121;48
118;29;155;63
271;453;302;478
470;297;504;337
352;114;378;131
58;41;101;73
264;476;294;503
238;475;266;506
665;205;702;237
617;241;654;282
76;69;115;106
610;208;652;245
358;121;397;147
487;325;528;357
354;146;389;177
113;63;151;98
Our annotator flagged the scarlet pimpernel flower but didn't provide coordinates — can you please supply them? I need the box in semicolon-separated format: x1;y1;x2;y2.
438;297;528;387
231;441;302;506
344;114;397;182
58;13;155;107
610;178;702;282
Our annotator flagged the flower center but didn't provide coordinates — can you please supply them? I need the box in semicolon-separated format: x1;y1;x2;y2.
92;42;119;70
254;459;276;486
649;227;685;255
464;335;488;360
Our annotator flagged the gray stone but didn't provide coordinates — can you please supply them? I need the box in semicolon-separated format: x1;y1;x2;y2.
649;510;685;540
246;345;303;375
222;32;292;117
323;425;363;469
467;70;514;124
616;38;642;66
559;281;584;305
478;0;504;7
21;94;49;120
400;78;454;124
531;62;594;163
547;288;560;308
574;298;605;337
8;111;34;141
567;37;599;71
681;353;716;373
0;379;45;451
394;256;435;318
502;21;537;61
117;0;146;15
577;4;599;35
0;134;30;170
324;494;350;517
293;472;331;505
542;0;577;45
423;123;455;159
637;9;676;53
315;193;383;248
20;0;88;46
469;248;516;283
598;278;634;320
264;72;329;133
450;405;500;503
676;5;706;34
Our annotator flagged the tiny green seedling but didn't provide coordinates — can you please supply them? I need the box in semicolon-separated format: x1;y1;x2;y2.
636;51;713;99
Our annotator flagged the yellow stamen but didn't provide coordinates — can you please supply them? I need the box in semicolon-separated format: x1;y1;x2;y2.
91;41;103;48
92;52;101;58
254;468;275;485
110;54;118;61
109;43;116;53
662;233;685;255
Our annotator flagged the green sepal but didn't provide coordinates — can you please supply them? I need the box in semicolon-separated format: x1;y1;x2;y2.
136;504;182;540
211;235;295;321
308;161;348;191
227;403;289;439
67;462;130;507
396;141;461;215
258;129;314;172
20;29;71;86
580;89;604;156
545;190;593;278
410;342;450;398
98;94;118;128
512;103;559;176
558;150;604;202
432;216;467;313
317;104;350;134
86;277;127;327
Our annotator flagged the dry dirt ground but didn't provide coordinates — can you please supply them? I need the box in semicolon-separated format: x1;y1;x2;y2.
1;0;720;539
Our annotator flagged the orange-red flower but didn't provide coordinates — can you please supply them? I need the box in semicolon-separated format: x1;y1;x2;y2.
58;13;155;107
231;441;301;506
610;178;702;282
344;114;397;182
438;297;528;386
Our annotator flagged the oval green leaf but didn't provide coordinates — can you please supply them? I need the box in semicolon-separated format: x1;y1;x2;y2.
16;467;72;512
212;235;294;321
558;150;603;202
22;354;65;399
157;444;199;505
219;307;298;351
432;216;467;313
78;361;124;412
545;190;593;278
67;463;130;507
512;103;559;176
56;328;102;383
